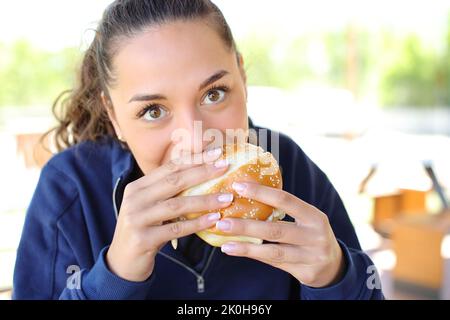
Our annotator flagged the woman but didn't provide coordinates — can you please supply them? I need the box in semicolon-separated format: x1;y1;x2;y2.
13;0;383;299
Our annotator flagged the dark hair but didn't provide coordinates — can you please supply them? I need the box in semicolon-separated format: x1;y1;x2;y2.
49;0;240;151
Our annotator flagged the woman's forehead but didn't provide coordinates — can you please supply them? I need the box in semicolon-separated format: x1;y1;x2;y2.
108;20;238;100
113;21;235;79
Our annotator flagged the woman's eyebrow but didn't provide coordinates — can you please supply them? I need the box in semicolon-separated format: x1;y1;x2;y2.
128;70;230;103
198;69;229;90
128;93;166;103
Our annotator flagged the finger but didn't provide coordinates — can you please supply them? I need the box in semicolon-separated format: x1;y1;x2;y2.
131;147;224;191
220;242;317;265
153;211;222;245
141;192;234;225
140;159;230;204
231;182;320;223
215;218;315;246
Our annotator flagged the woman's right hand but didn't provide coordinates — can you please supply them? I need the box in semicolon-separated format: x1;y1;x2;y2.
106;148;232;282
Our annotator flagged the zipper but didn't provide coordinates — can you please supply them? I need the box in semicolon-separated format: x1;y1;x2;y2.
112;176;216;293
158;248;216;293
112;176;122;220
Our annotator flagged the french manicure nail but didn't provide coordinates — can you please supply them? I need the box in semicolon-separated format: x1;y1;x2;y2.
214;159;229;169
207;148;222;157
217;193;233;203
216;220;231;231
207;212;221;221
221;242;237;253
232;182;247;193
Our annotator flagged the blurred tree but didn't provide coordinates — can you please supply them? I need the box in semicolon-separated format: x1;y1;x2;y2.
3;22;450;110
438;14;450;105
379;14;450;109
380;35;441;107
0;40;80;108
237;33;310;89
324;27;375;98
237;28;376;99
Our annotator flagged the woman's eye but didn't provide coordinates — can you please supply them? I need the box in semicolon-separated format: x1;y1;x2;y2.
141;105;168;122
202;88;227;105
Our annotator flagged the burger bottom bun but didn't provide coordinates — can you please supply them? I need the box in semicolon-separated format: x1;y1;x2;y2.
196;231;263;247
197;208;285;247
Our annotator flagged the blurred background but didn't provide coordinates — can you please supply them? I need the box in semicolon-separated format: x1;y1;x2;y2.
1;0;450;299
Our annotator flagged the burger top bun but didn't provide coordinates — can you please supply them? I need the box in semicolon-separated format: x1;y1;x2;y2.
177;143;285;248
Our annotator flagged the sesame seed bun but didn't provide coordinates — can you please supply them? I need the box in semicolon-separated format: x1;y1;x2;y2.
178;143;285;247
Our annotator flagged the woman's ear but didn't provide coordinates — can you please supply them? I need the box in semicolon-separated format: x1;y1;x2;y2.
237;53;248;101
237;52;247;85
101;91;125;141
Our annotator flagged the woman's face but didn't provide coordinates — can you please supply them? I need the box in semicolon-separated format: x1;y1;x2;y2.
105;20;248;174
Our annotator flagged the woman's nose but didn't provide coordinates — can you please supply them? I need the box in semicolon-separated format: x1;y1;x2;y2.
171;109;208;155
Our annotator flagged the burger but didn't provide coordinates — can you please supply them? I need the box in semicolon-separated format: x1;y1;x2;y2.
173;142;285;248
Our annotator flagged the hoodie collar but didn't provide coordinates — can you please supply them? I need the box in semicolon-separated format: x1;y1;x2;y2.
110;140;136;189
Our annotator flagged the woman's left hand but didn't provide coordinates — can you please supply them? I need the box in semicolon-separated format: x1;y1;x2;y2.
216;182;346;288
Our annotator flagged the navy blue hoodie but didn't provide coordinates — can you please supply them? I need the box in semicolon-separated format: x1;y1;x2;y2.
13;118;383;300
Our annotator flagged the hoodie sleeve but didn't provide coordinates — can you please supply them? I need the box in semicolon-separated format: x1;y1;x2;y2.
59;246;156;300
300;183;384;300
13;163;154;300
278;136;384;300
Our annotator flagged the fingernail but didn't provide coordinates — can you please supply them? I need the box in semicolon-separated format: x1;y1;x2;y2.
216;219;231;231
214;159;229;169
207;148;222;158
232;182;247;193
217;193;233;203
207;212;221;221
221;242;237;253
